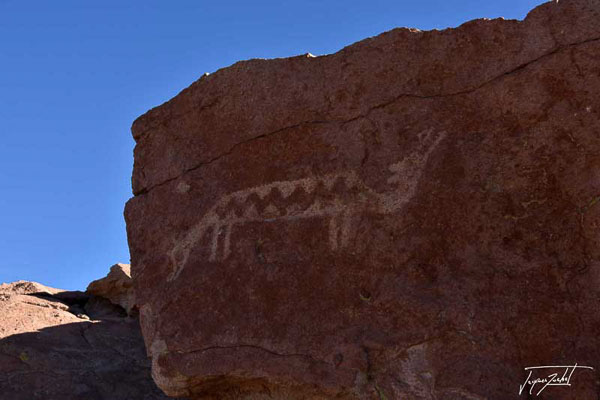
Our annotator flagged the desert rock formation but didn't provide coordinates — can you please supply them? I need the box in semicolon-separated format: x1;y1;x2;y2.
0;276;173;399
87;263;137;315
125;0;600;398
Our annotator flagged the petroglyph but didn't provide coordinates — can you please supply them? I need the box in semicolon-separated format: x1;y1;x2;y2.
167;129;446;281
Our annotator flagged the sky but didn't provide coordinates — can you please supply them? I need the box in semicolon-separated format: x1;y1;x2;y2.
0;0;544;290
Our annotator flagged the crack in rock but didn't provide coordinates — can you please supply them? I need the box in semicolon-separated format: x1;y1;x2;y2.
133;35;600;197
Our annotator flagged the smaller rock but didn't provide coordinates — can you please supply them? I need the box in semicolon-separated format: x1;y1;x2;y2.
86;263;136;315
0;280;177;399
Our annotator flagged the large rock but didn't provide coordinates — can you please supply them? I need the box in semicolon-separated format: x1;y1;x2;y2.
125;0;600;398
87;263;136;315
0;280;174;400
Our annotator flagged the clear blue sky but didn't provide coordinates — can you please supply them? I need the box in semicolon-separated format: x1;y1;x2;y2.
0;0;543;290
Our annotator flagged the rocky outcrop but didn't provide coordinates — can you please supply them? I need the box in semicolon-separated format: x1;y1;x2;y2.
125;0;600;398
87;263;136;315
0;279;174;400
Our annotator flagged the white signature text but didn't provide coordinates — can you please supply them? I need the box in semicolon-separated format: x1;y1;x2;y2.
519;364;594;396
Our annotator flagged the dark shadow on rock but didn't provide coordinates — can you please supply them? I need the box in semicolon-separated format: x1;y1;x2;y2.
26;291;133;320
83;295;129;320
26;290;88;307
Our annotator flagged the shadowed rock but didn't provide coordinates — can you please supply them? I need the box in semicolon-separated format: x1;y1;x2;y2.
0;279;176;400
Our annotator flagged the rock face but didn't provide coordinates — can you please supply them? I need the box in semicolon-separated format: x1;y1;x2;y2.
87;263;136;315
125;0;600;398
0;279;174;400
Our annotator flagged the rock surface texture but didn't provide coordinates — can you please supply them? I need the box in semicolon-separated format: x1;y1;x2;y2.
125;0;600;398
87;263;137;315
0;279;174;400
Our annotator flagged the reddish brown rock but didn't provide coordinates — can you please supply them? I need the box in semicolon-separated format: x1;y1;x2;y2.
0;280;174;400
87;263;136;315
125;0;600;398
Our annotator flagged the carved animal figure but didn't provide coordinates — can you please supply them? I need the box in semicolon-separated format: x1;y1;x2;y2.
167;129;446;281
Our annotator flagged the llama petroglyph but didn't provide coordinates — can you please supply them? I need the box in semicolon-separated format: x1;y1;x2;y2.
167;129;446;281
